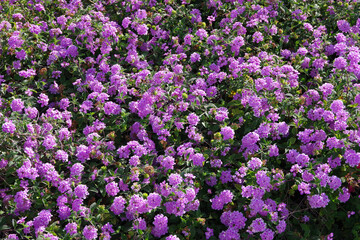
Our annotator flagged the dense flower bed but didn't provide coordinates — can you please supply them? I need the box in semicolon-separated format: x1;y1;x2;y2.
1;0;360;239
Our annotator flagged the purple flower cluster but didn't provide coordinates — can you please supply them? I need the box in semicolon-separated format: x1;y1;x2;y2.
220;126;235;141
152;214;168;238
83;225;98;240
307;193;330;208
210;190;233;210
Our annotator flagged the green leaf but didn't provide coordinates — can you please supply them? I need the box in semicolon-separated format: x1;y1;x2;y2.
235;184;242;192
288;137;296;146
300;223;310;239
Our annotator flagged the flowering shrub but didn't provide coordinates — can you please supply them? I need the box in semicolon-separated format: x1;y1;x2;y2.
1;0;360;239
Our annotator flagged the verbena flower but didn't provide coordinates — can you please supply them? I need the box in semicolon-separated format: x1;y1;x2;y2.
74;184;89;199
10;99;24;112
110;196;126;215
152;214;168;238
83;225;98;240
2;121;16;134
106;182;120;197
307;193;330;208
220;126;235;141
42;135;57;150
133;217;147;230
250;218;267;233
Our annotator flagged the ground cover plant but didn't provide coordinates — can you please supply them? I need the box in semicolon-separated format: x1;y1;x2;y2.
1;0;360;239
